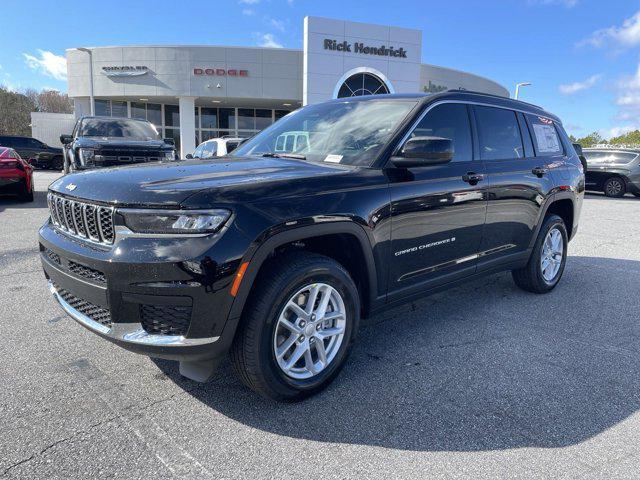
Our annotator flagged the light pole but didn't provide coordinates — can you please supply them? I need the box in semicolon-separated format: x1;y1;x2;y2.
77;48;94;115
514;82;531;100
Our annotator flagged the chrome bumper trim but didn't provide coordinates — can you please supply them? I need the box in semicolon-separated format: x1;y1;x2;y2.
48;280;220;347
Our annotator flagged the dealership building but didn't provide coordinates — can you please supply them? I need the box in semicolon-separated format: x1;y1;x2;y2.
34;16;509;156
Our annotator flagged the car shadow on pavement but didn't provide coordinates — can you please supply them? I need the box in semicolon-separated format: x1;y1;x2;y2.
152;255;640;452
0;190;49;212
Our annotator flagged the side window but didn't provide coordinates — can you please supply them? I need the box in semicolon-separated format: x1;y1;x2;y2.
275;135;285;152
296;135;309;152
284;135;295;152
12;137;27;148
527;115;563;156
226;141;240;153
408;103;473;162
474;106;524;160
516;113;535;157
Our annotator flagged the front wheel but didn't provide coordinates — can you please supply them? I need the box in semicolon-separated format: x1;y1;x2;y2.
230;252;360;402
512;214;568;293
603;177;626;198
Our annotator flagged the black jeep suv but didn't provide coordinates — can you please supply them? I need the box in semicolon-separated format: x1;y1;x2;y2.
0;135;63;170
39;92;584;401
60;116;175;173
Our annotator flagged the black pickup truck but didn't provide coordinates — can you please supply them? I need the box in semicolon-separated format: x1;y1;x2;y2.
60;116;176;173
40;91;584;401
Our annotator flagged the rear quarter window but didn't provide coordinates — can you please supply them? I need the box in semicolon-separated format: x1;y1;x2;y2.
527;115;563;156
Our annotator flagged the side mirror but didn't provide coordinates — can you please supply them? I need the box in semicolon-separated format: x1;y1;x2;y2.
60;134;73;145
391;136;453;168
185;154;193;159
163;138;175;146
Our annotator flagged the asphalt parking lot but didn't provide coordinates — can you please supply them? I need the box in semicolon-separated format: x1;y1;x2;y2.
1;171;639;479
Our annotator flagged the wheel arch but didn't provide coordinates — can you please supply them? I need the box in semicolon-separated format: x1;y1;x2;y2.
228;222;379;325
529;193;576;249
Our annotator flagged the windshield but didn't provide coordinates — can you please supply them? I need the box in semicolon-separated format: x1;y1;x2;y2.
80;118;160;140
231;99;417;166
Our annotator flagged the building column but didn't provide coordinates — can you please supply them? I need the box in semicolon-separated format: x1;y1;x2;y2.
178;96;196;158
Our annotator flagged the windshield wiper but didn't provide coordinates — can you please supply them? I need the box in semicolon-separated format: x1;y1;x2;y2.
261;152;307;160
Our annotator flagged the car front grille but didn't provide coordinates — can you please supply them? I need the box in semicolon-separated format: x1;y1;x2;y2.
140;304;192;336
48;193;115;245
54;284;112;328
96;155;162;164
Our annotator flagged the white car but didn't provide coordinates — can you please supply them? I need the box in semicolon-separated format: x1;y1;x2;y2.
189;137;244;159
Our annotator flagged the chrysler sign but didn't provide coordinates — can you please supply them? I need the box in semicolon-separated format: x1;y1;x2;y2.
101;66;149;77
323;39;407;58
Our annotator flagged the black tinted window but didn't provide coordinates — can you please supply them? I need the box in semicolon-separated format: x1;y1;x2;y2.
3;137;27;148
527;115;562;156
409;103;473;162
475;106;524;160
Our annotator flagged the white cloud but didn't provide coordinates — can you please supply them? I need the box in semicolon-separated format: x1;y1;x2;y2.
578;11;640;48
267;18;285;32
23;50;67;81
257;33;283;48
528;0;578;7
604;125;638;138
558;74;602;95
242;8;255;15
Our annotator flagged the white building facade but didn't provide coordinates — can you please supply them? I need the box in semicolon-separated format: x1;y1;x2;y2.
63;16;509;157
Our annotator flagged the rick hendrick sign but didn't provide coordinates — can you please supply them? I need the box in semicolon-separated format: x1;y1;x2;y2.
323;39;408;58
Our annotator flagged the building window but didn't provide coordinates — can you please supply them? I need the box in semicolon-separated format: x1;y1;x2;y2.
94;99;111;116
201;108;218;129
337;73;389;98
165;105;180;127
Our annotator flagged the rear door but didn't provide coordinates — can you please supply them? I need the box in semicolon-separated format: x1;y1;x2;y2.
474;106;556;269
388;102;488;297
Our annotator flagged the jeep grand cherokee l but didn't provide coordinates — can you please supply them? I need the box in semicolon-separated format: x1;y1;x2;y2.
60;116;176;173
39;92;584;401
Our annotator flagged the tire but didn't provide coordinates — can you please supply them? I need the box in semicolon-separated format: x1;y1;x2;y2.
52;156;63;171
603;177;626;198
512;214;568;294
230;251;360;402
20;179;34;202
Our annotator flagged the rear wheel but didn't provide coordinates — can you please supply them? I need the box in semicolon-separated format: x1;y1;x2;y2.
230;252;360;402
603;177;626;198
512;214;567;294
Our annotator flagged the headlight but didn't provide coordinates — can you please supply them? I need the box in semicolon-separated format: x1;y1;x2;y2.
119;209;231;234
78;148;95;166
163;150;175;161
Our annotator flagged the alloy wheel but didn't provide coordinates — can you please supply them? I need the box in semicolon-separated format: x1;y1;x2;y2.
540;227;564;282
606;179;623;197
273;283;347;380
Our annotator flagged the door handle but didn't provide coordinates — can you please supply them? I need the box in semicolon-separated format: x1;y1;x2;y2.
462;172;484;185
532;166;548;178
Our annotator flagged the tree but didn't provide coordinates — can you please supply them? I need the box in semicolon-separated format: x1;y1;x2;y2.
609;129;640;146
24;88;73;114
574;132;605;148
0;86;36;136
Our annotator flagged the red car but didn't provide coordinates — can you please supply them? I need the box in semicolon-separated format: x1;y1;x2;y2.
0;146;34;202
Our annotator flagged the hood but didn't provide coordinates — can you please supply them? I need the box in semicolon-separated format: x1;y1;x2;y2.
49;156;355;207
76;137;171;150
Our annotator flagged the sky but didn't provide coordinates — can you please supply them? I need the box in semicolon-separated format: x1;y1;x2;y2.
1;0;639;139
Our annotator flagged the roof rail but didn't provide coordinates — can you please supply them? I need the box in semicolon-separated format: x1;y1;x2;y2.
444;88;544;110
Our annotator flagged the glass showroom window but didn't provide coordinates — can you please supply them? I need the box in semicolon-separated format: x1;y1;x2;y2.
337;73;389;98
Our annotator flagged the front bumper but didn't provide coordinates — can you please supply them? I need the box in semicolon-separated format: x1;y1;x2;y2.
39;215;249;363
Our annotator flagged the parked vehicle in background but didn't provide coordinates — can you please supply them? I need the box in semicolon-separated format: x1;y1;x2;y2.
0;135;63;170
188;137;244;159
572;143;588;173
583;148;640;198
40;91;584;401
61;116;176;173
0;147;34;201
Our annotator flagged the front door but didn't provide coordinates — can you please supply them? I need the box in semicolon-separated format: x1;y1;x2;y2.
388;102;487;298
